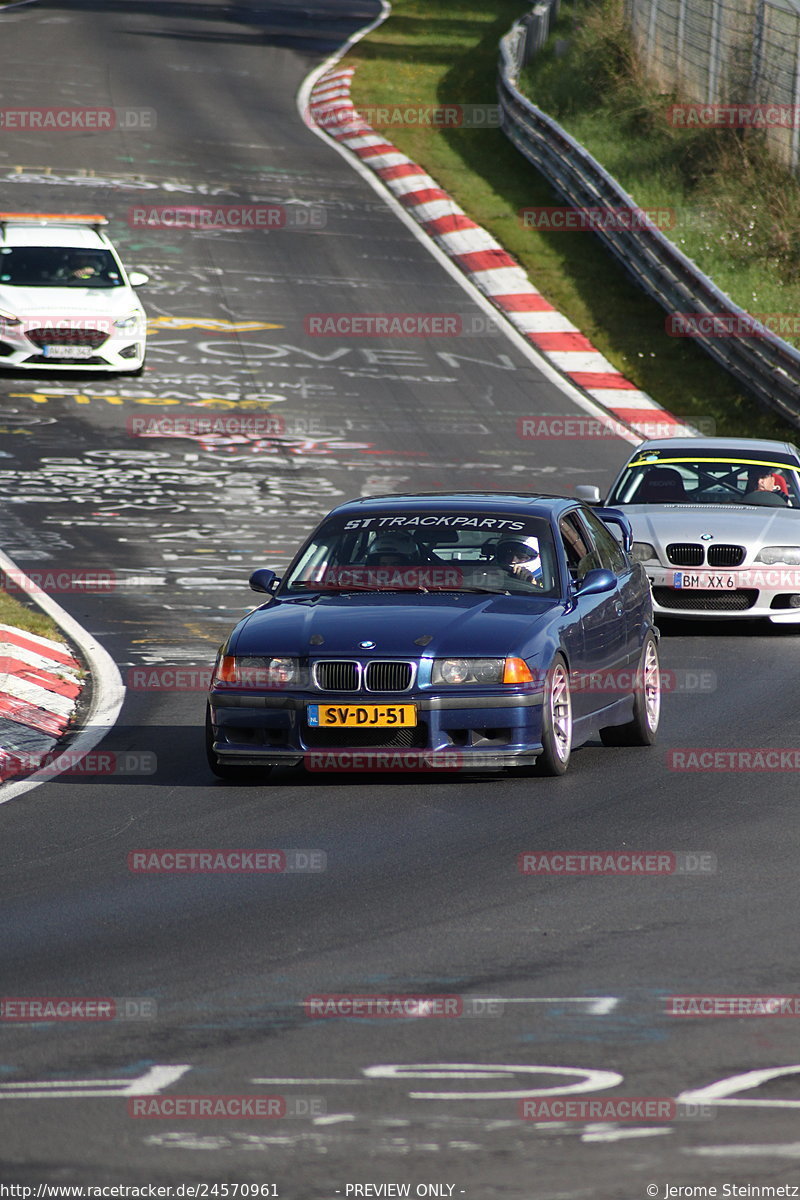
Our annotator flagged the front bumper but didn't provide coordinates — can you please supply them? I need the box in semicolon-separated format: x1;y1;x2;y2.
0;330;145;371
646;566;800;623
208;687;546;772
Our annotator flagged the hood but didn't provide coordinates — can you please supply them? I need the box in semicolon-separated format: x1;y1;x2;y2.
0;284;141;321
230;592;559;659
624;504;800;562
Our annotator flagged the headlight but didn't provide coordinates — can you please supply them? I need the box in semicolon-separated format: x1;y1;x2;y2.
754;546;800;565
0;312;22;330
431;657;533;685
631;542;657;562
114;312;140;331
213;655;303;688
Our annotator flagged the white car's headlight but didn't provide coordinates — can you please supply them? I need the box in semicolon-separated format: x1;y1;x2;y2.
631;542;657;562
754;546;800;565
0;311;22;330
114;312;140;331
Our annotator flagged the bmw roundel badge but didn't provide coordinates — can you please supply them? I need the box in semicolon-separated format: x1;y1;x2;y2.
360;640;376;649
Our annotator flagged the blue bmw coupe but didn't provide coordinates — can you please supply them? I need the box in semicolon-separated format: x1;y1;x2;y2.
206;493;661;778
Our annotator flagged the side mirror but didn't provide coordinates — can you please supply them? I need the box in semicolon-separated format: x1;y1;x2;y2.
575;568;616;597
249;568;279;594
127;270;149;287
575;485;602;503
595;506;634;553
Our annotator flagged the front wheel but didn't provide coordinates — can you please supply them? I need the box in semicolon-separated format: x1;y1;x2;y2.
599;633;661;747
533;654;573;776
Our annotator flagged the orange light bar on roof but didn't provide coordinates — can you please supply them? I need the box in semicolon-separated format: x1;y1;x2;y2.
0;213;108;224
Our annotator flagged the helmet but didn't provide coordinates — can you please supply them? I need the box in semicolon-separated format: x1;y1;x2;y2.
494;535;542;582
366;531;420;563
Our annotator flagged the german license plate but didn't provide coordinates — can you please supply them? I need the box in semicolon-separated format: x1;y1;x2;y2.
672;571;736;589
42;344;94;359
307;703;417;728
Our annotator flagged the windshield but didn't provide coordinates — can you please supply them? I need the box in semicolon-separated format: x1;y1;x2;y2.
608;454;800;509
281;513;561;597
0;246;124;288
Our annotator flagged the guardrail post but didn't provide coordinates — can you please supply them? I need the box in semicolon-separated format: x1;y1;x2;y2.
792;30;800;172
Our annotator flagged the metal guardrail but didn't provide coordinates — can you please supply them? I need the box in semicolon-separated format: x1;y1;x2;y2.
497;10;800;429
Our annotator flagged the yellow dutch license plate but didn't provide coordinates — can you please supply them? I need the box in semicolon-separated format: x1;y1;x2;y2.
308;703;417;728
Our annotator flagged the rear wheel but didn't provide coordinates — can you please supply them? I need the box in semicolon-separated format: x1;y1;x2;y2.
533;654;572;776
205;705;271;781
599;633;661;746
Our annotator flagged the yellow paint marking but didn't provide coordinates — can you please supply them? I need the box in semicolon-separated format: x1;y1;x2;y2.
147;316;283;334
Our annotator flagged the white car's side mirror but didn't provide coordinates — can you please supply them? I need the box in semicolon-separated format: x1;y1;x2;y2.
127;270;149;287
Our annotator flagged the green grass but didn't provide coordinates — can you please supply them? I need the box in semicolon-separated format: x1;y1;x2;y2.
347;0;800;440
0;589;62;641
520;0;800;341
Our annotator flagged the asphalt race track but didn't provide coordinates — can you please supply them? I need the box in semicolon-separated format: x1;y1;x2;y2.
1;2;799;1195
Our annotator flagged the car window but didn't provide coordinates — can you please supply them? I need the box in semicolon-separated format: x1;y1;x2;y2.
0;246;124;288
281;513;561;596
559;514;601;581
608;454;800;507
578;508;627;573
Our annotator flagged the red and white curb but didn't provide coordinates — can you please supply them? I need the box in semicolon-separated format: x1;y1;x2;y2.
306;66;694;441
0;550;125;804
0;624;83;779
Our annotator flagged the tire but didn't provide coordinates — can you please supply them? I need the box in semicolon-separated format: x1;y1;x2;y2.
533;654;573;776
599;633;661;747
205;705;271;781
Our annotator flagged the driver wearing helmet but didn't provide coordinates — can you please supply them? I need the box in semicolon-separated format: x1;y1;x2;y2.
365;530;421;566
493;535;543;585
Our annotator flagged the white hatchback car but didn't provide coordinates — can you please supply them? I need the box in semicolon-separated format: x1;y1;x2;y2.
0;213;148;373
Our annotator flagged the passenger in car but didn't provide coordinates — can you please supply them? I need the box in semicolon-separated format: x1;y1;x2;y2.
745;467;789;506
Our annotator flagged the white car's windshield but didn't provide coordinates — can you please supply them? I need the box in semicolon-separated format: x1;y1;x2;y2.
0;246;124;288
282;513;561;596
609;454;800;508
